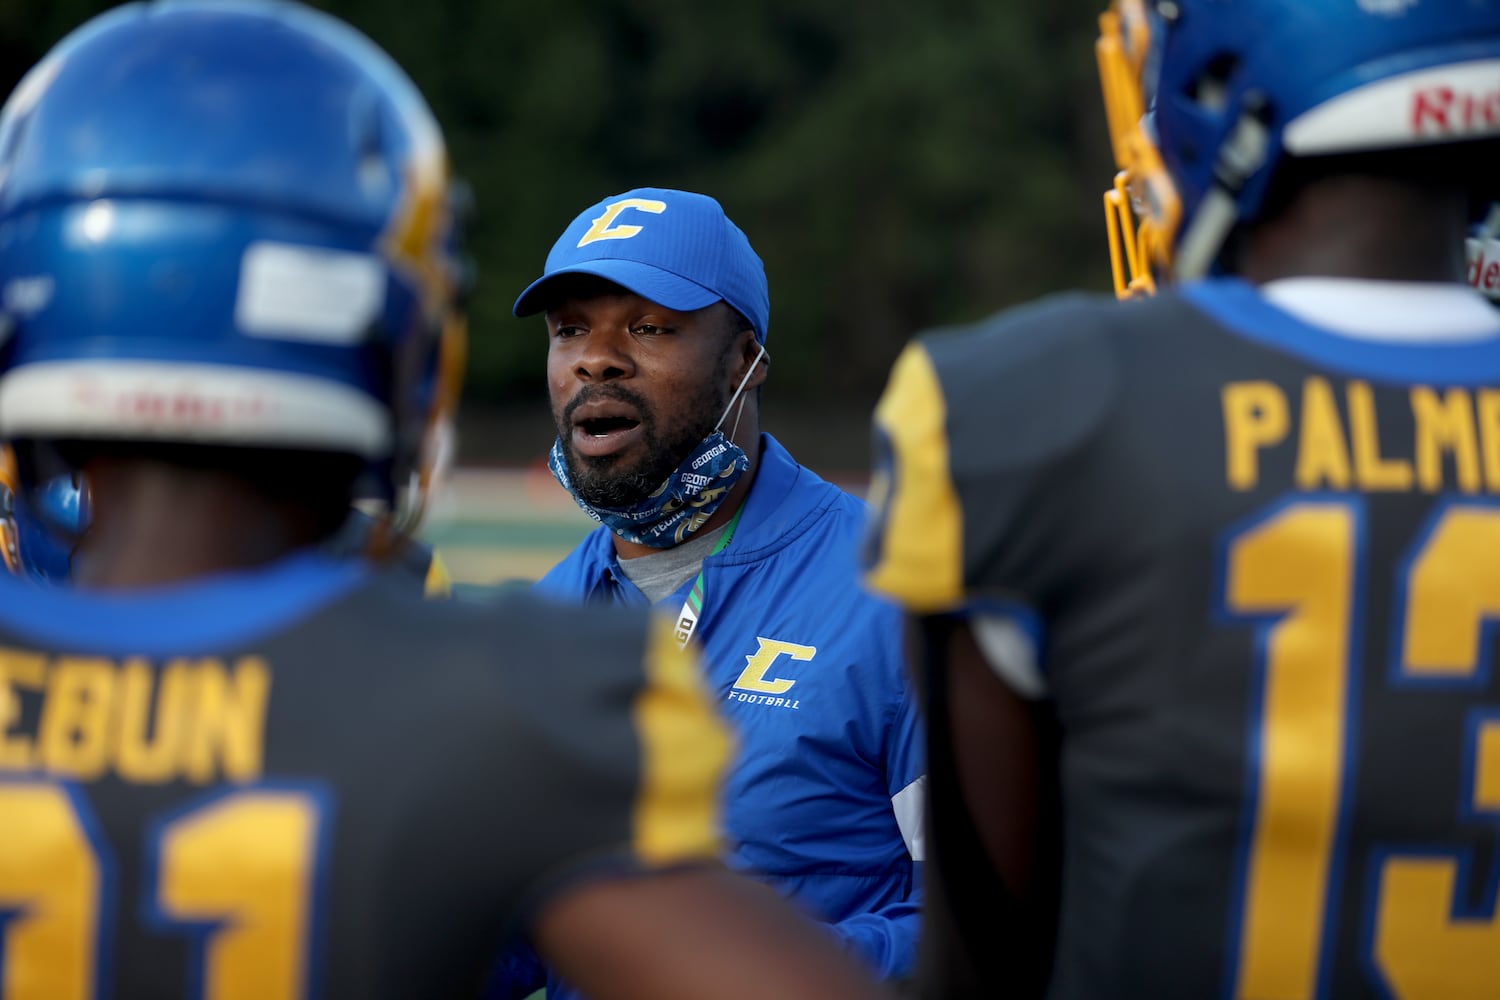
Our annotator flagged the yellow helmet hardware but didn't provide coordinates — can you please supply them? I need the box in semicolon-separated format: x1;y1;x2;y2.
1096;0;1180;299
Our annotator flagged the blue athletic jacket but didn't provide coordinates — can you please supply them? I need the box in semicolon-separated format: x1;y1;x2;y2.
522;434;924;991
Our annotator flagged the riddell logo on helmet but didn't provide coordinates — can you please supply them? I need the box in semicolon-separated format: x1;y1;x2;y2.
1412;83;1500;136
119;393;267;423
1469;239;1500;301
75;386;270;425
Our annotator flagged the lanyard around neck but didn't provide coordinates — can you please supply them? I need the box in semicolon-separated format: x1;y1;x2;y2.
672;505;744;649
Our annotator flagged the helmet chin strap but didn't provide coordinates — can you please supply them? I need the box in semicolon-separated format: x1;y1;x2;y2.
1175;96;1270;281
715;342;767;440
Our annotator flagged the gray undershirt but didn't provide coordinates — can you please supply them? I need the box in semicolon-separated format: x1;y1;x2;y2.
615;522;731;604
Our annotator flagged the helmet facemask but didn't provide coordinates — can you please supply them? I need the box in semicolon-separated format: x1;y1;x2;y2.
1097;0;1180;299
373;163;472;553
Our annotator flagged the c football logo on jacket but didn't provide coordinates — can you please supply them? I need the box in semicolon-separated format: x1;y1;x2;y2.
729;637;815;710
577;198;668;247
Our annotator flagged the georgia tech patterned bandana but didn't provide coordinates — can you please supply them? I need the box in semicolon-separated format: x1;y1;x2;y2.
548;430;750;547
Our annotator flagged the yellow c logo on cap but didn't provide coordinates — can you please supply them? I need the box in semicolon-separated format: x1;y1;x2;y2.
577;198;668;247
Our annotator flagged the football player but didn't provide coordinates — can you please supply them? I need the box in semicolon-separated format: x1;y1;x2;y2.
865;1;1500;997
0;4;882;999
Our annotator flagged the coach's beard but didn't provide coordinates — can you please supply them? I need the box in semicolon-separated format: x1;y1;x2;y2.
556;384;724;509
549;382;750;549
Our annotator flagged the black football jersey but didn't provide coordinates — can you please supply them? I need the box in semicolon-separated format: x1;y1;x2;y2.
867;280;1500;999
0;551;728;998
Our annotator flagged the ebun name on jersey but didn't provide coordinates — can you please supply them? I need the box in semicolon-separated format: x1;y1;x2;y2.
0;651;268;784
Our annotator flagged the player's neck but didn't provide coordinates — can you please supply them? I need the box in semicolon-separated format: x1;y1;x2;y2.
1239;175;1468;285
73;459;336;589
611;429;763;561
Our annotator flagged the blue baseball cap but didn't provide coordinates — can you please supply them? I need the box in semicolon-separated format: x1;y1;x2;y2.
512;187;770;342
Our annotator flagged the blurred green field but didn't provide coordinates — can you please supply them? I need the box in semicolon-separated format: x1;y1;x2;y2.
420;465;597;588
422;461;871;591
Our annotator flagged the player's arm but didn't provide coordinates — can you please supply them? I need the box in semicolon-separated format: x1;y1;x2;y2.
863;332;1098;999
533;866;887;1000
910;613;1057;1000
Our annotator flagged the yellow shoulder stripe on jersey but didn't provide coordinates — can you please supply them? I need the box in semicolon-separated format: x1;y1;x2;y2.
865;341;965;613
423;551;453;599
632;615;733;867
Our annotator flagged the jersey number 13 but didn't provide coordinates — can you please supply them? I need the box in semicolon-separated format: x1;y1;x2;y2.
1221;497;1499;999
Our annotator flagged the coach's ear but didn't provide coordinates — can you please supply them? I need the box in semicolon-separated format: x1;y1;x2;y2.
729;330;769;395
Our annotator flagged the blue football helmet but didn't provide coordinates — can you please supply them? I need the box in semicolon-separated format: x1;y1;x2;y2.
0;0;467;534
0;445;85;583
1098;0;1500;297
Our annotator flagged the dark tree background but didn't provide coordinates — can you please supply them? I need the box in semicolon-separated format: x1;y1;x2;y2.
1;1;1116;465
